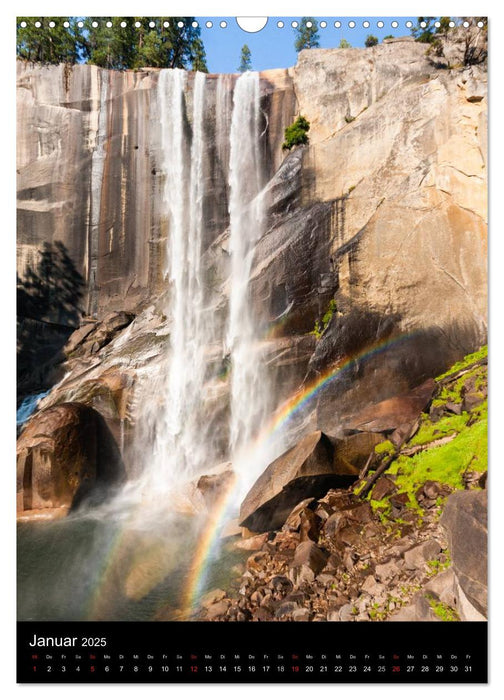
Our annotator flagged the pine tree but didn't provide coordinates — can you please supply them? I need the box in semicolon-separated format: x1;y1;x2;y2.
17;17;208;71
411;17;437;43
17;17;81;64
294;17;320;52
82;17;136;70
191;38;208;72
238;44;252;72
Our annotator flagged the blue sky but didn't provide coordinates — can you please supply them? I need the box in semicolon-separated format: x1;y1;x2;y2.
198;16;418;73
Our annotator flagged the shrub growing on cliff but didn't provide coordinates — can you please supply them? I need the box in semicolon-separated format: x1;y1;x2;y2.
312;299;337;339
365;35;378;47
282;115;310;151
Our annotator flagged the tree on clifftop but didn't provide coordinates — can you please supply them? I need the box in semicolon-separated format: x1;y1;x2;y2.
17;17;207;70
83;17;204;70
191;38;208;72
17;17;82;64
294;18;320;52
238;44;252;72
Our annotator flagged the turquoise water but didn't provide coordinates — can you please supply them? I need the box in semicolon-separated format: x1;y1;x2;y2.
16;391;49;426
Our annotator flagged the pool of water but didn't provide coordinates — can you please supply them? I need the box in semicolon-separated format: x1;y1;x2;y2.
17;509;246;621
16;391;49;427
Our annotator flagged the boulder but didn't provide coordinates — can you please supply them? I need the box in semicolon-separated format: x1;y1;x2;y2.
292;608;311;621
16;402;125;514
425;568;457;609
371;477;397;501
361;575;386;598
196;463;235;509
403;539;442;571
323;511;348;539
64;322;97;355
239;431;357;532
283;498;315;531
232;533;268;551
199;589;227;609
441;490;487;617
205;600;230;620
375;558;403;582
289;541;329;585
329;431;384;473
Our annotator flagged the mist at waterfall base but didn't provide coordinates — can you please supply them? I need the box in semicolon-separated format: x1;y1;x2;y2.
17;70;286;622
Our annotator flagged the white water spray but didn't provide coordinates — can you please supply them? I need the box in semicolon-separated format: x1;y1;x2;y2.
146;69;209;490
227;72;272;488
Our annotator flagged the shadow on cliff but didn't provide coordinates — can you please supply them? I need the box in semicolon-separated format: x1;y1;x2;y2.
305;308;485;436
17;241;84;396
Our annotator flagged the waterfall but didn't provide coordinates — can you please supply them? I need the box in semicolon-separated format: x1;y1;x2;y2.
134;69;272;499
215;74;234;181
227;72;270;486
87;71;109;317
147;69;208;490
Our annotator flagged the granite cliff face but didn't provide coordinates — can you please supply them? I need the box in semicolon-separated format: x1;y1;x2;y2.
17;39;487;489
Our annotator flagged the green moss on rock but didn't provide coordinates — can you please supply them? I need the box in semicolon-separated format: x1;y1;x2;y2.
390;409;487;496
435;345;487;381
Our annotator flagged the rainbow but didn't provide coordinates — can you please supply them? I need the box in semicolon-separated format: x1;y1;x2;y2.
182;330;420;614
181;474;238;617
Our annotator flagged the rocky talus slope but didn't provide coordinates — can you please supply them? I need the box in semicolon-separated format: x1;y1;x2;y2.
195;347;487;623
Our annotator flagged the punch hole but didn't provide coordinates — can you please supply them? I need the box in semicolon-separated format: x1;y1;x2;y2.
236;17;268;32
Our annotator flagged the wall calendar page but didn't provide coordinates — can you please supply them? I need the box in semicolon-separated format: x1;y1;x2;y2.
15;13;488;684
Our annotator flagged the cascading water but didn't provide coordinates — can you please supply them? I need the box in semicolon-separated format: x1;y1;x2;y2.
139;69;274;500
87;72;109;317
147;69;210;491
227;72;273;493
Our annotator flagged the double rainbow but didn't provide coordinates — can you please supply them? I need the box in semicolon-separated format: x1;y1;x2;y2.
182;330;417;615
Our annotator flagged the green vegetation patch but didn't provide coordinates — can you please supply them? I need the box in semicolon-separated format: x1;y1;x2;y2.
426;594;460;622
409;411;470;447
427;553;451;577
282;115;310;151
390;410;487;499
369;497;392;521
312;299;337;339
432;365;487;408
374;439;395;456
